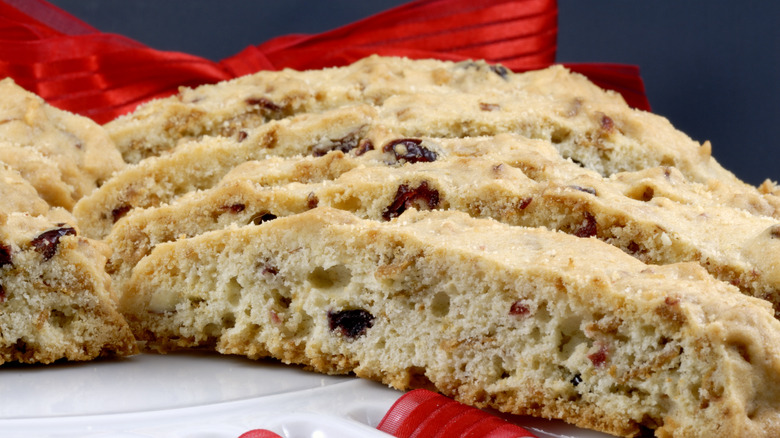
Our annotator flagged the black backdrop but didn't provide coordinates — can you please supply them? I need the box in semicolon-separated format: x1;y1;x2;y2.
47;0;780;187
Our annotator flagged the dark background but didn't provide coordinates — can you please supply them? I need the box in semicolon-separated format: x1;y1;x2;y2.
47;0;780;187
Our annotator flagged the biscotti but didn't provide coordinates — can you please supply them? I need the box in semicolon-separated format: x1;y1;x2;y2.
0;142;75;209
0;78;125;207
0;211;137;364
105;56;778;218
96;129;780;323
120;207;780;438
76;91;780;241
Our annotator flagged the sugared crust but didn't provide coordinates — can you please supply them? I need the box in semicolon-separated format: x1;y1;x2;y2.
0;78;125;204
104;56;780;220
121;207;780;438
101;133;780;320
0;212;137;364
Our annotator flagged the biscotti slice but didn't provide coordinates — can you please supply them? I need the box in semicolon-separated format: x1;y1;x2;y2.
0;212;137;364
105;55;779;216
73;104;376;239
104;135;780;319
121;207;780;438
0;78;125;203
0;141;75;209
104;56;523;164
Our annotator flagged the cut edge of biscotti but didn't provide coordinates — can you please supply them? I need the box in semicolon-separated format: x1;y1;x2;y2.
103;133;780;320
120;206;780;438
0;211;137;365
78;92;780;242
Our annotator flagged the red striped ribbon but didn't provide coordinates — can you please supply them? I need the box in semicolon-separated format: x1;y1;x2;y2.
0;0;649;124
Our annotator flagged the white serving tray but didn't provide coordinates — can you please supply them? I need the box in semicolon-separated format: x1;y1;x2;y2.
0;352;613;438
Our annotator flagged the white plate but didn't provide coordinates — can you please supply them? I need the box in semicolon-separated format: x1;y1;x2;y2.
0;352;613;438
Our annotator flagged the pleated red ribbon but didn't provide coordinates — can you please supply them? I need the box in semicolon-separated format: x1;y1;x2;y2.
0;0;649;125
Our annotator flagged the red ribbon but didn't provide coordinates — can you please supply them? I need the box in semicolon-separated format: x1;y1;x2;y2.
238;389;537;438
0;0;649;125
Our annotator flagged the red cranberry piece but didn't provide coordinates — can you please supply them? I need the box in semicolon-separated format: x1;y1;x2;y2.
599;114;615;132
306;193;319;209
355;139;374;156
327;309;374;339
0;243;11;267
245;97;283;112
517;197;533;210
111;205;132;223
221;203;246;214
770;225;780;239
31;226;77;261
382;181;440;220
382;139;437;163
237;131;249;142
261;264;279;276
588;343;609;368
509;301;530;316
574;212;598;238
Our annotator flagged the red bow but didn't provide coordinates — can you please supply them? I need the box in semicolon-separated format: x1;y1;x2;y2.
0;0;649;124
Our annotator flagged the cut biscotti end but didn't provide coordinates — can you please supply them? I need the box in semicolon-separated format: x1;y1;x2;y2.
104;55;519;164
74;103;378;240
0;78;125;202
0;212;137;364
121;207;780;438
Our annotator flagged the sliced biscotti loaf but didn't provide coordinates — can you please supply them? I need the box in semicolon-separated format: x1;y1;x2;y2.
104;56;529;164
121;207;780;438
105;55;779;216
0;78;125;205
104;135;780;318
76;92;779;240
0;212;137;364
73;105;376;239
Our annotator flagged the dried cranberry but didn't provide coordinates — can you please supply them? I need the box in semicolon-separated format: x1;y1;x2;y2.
600;114;615;132
250;212;277;225
517;197;533;210
770;225;780;239
382;182;440;220
588;343;609;368
245;97;282;112
509;301;530;317
237;131;248;142
306;193;319;209
328;308;374;339
261;264;279;276
0;243;11;267
111;205;132;223
382;139;437;164
31;226;77;261
573;212;598;238
355;139;374;156
221;203;246;214
479;102;500;111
